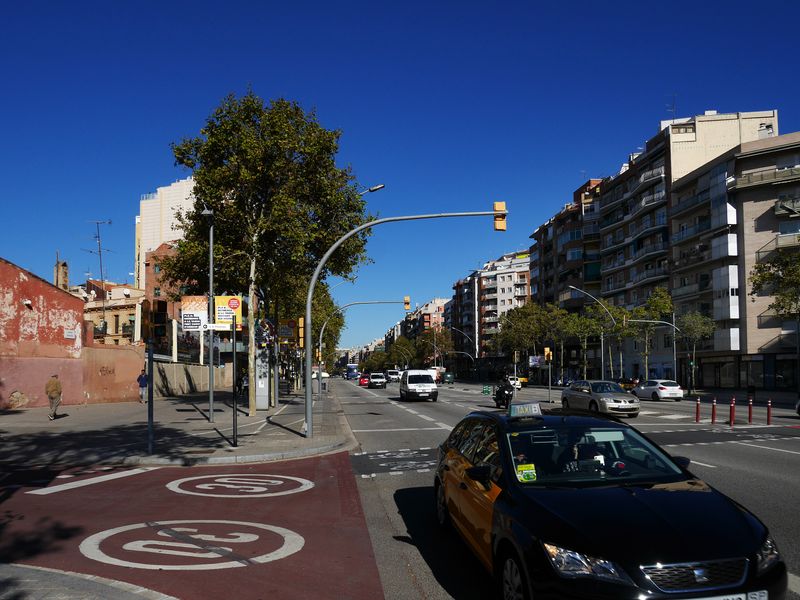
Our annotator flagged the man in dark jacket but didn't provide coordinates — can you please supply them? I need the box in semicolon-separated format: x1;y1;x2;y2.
45;374;62;420
137;369;148;403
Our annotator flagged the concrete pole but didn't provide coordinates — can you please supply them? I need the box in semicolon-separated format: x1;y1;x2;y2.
208;216;215;422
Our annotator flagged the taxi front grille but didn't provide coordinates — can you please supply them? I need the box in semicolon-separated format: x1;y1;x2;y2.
640;558;747;593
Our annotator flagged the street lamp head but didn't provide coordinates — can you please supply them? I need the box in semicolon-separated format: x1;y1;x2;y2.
359;184;386;196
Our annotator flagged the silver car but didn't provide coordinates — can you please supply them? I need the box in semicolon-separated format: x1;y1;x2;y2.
560;380;640;418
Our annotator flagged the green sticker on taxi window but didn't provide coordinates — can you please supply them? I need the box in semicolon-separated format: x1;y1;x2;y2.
516;464;537;482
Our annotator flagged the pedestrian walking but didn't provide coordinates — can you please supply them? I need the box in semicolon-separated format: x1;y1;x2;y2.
45;374;62;420
137;369;148;403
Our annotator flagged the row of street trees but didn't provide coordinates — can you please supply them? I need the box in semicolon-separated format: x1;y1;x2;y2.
159;91;374;414
361;330;455;373
494;287;715;387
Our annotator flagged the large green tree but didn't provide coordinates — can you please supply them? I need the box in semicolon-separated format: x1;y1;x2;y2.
159;92;371;414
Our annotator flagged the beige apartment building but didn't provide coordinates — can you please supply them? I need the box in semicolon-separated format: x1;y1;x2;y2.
599;109;779;380
478;252;530;359
671;131;800;391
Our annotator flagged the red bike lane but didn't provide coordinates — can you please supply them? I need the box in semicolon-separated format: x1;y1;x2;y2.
1;452;383;600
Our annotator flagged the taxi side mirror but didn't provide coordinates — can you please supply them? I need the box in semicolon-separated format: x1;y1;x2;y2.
673;456;691;470
466;465;492;489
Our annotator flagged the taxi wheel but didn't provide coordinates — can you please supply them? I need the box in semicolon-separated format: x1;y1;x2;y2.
435;481;450;529
498;551;530;600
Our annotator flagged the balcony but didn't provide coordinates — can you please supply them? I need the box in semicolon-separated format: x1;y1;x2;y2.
629;189;666;219
481;293;498;300
631;241;668;262
671;190;710;217
756;233;800;261
672;251;712;271
602;279;627;294
631;265;669;284
672;221;711;243
582;223;600;238
483;327;500;335
734;166;800;189
602;256;626;272
482;315;499;323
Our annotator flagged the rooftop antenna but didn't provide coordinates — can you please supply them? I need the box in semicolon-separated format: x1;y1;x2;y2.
83;220;112;328
666;93;678;123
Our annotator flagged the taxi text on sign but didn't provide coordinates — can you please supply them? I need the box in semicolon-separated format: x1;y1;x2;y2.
215;295;243;330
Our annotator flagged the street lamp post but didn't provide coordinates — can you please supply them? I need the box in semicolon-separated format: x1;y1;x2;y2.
626;318;682;386
202;205;215;422
569;285;616;380
450;326;476;379
304;206;507;437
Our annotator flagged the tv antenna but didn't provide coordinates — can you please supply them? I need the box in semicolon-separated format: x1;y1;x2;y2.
82;220;112;327
666;93;678;123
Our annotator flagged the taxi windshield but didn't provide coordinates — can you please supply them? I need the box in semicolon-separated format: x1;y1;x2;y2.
505;424;684;487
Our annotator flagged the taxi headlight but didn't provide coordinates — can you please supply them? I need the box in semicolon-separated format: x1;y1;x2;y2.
600;397;614;404
543;543;631;584
756;536;781;574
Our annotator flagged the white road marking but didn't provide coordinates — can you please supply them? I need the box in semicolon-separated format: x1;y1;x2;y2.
688;461;717;468
79;520;304;570
27;468;160;495
166;474;314;498
658;414;692;420
732;441;800;455
419;415;436;421
435;422;453;431
788;572;800;594
352;427;447;433
639;411;660;415
406;409;419;415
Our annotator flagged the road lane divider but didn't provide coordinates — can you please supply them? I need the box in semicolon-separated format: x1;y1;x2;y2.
27;467;161;495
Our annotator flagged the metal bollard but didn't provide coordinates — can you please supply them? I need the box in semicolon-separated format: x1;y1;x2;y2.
711;397;717;424
767;399;772;425
695;397;700;423
748;396;753;424
730;396;736;428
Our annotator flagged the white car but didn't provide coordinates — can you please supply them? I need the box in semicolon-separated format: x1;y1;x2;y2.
507;376;522;390
386;369;401;382
311;371;330;379
632;379;684;401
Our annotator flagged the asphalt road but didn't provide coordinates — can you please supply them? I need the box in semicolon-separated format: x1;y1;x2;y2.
340;379;800;600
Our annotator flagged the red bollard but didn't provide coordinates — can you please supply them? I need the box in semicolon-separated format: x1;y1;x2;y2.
730;396;736;428
767;399;772;425
748;396;753;424
711;397;717;423
695;397;700;423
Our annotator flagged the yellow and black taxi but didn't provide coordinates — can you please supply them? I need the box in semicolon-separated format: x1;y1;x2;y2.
433;402;787;600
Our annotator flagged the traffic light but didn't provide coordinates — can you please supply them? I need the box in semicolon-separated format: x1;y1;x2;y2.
298;317;305;348
689;360;694;367
544;347;552;362
404;296;411;311
493;201;507;231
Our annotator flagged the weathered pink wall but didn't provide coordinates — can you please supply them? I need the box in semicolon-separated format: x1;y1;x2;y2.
82;345;145;403
0;258;84;359
0;258;146;408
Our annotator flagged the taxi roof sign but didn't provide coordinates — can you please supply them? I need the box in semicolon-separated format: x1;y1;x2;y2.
508;401;542;419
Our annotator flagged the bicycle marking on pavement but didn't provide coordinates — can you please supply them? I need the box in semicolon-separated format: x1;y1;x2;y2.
26;468;160;495
79;520;304;570
166;474;314;498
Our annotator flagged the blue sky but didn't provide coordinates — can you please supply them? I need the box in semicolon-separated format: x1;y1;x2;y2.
2;1;799;348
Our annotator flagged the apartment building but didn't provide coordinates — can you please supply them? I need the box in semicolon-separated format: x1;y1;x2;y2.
671;131;800;390
478;252;530;358
400;298;448;341
599;109;779;379
135;177;195;289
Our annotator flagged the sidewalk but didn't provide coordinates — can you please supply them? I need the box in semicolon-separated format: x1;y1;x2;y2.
0;382;357;469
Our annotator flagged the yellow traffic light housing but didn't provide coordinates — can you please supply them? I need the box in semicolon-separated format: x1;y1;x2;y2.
493;201;507;231
544;346;552;362
404;296;411;311
298;317;305;348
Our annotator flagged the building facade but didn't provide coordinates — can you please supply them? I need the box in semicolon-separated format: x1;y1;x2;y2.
599;109;779;380
671;131;800;390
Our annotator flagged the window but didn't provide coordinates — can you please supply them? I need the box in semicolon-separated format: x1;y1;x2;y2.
458;420;486;461
154;264;161;273
664;334;672;349
154;287;161;297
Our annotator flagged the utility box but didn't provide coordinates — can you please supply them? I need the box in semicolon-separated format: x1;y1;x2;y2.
255;349;270;410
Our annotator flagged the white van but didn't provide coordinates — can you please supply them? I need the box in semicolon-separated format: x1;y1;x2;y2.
399;369;438;401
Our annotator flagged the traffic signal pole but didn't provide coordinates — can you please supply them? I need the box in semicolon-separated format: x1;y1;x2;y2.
304;208;507;437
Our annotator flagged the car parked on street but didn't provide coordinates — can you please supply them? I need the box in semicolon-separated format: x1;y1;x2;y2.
358;374;370;386
386;369;401;383
560;380;640;418
368;373;387;389
632;379;684;401
613;377;637;392
434;403;787;600
399;369;438;401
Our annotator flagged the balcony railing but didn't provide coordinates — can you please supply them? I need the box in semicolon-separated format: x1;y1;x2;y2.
672;251;712;270
629;190;666;219
735;166;800;189
672;221;711;243
671;190;710;216
631;265;669;284
756;232;800;261
631;240;668;261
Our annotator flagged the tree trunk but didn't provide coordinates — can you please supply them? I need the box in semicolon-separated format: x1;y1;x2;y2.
643;331;650;379
560;340;565;383
582;336;588;379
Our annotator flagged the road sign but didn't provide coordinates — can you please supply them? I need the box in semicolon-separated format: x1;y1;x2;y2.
203;323;231;331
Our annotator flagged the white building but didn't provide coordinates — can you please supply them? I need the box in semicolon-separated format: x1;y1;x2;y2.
134;177;195;289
